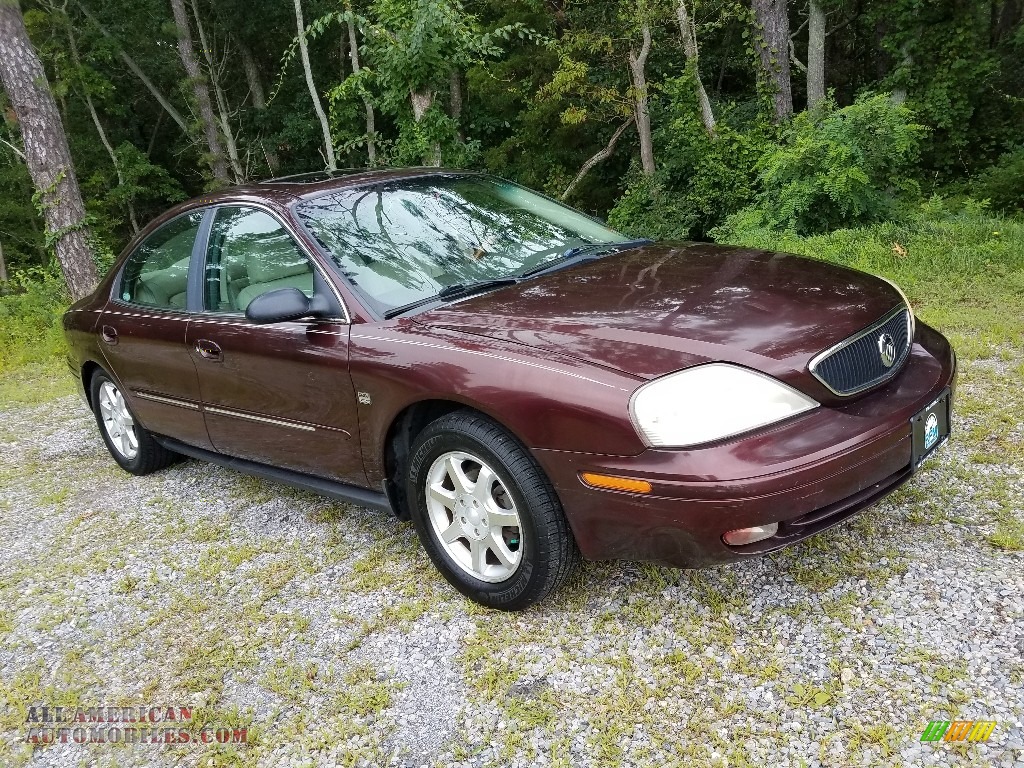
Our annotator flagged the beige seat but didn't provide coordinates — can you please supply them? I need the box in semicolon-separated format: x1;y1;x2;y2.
234;251;313;312
138;255;190;308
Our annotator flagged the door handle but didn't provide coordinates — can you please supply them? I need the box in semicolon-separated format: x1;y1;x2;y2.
101;325;118;345
194;339;223;361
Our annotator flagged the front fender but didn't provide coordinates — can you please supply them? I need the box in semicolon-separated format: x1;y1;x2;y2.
349;322;646;484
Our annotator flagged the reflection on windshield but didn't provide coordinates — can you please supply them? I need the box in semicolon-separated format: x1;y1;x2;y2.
296;175;627;314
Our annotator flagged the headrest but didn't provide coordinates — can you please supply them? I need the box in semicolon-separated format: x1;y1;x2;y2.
246;248;310;283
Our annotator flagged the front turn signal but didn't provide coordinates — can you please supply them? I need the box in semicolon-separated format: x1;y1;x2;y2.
580;472;652;494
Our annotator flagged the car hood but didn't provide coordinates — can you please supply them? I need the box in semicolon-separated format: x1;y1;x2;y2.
412;243;904;398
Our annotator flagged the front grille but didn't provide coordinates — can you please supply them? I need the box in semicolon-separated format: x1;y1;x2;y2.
810;306;912;396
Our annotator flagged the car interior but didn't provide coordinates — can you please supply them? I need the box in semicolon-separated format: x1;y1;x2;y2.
204;210;316;313
133;223;196;308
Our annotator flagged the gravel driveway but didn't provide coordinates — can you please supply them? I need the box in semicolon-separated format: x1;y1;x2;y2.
1;352;1022;768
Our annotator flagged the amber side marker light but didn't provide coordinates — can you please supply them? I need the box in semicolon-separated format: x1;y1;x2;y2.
580;472;652;494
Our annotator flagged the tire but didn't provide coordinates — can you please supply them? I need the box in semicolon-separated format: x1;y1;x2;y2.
406;410;579;610
90;369;179;475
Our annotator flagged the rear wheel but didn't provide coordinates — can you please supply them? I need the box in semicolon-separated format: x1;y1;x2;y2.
90;370;179;475
407;410;579;610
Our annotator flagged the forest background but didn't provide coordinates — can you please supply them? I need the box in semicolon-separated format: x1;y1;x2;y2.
0;0;1022;384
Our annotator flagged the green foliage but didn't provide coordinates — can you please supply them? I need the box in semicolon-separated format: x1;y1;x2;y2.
714;198;1024;322
366;0;537;107
608;174;697;241
0;0;1021;310
871;0;1021;178
728;95;925;235
972;146;1024;213
0;270;69;372
609;80;769;239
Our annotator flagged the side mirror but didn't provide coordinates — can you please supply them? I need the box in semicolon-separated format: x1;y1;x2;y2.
245;287;313;324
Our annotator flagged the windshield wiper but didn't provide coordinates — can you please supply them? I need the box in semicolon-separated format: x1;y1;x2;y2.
519;238;654;278
383;278;519;319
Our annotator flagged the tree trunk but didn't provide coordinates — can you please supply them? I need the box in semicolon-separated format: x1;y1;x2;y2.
346;17;376;165
239;42;279;174
189;0;244;182
146;110;164;156
676;0;716;135
0;1;98;300
562;116;634;200
410;89;441;166
996;0;1023;42
0;237;8;283
168;0;230;184
239;45;267;110
627;23;656;176
752;0;793;122
75;1;190;136
806;0;826;108
450;68;464;141
294;0;336;171
338;27;347;80
890;42;912;105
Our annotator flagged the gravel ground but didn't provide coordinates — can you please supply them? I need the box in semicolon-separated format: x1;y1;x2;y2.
0;351;1022;768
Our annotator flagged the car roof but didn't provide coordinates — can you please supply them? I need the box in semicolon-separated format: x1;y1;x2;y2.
175;167;479;209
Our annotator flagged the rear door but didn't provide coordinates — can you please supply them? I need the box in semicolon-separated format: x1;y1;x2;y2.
185;204;365;486
98;209;214;450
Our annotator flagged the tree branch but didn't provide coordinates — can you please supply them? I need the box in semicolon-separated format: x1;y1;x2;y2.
789;36;807;73
825;15;856;37
74;0;190;135
0;136;26;161
561;116;635;200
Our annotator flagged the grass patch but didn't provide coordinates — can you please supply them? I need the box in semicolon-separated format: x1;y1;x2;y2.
988;512;1024;551
0;359;74;406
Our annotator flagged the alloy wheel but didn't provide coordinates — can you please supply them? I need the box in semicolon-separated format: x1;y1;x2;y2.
98;381;139;460
424;450;523;583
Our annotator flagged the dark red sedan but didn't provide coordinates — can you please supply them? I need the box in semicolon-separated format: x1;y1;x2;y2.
63;169;955;609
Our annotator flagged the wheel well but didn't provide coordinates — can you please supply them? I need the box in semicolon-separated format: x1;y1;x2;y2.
383;399;468;520
80;361;102;410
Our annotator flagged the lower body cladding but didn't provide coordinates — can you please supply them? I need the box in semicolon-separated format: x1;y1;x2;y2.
532;328;956;569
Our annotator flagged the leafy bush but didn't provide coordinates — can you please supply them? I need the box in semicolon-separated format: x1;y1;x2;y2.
0;270;69;372
608;79;768;241
607;174;698;241
738;94;926;234
972;146;1024;213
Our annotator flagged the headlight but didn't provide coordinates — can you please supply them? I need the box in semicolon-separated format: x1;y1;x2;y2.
629;363;818;448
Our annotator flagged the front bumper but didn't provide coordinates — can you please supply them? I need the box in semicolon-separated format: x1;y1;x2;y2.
532;322;957;568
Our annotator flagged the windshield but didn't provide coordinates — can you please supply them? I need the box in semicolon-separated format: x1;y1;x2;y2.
295;174;628;315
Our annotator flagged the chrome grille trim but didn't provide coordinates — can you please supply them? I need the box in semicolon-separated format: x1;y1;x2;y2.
809;305;913;396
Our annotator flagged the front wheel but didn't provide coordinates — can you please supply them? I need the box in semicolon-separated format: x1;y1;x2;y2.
406;410;579;610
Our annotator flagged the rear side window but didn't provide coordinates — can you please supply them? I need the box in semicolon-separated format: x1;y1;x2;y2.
119;212;203;309
204;206;313;313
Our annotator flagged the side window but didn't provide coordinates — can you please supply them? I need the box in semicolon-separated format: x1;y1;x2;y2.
119;212;203;309
205;206;314;314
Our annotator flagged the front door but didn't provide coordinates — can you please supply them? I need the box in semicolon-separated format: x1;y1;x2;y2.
99;209;214;451
186;204;365;486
